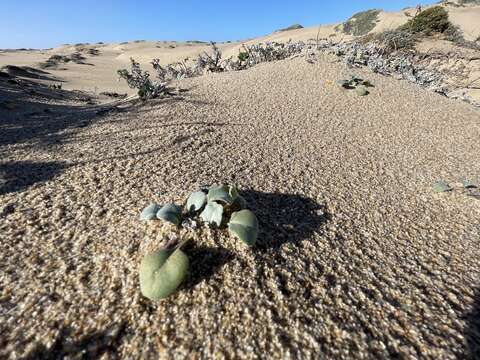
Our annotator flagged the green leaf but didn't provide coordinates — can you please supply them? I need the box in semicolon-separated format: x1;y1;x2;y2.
156;204;182;225
207;185;238;205
433;181;452;193
186;191;207;212
355;86;369;96
462;179;477;189
200;201;224;226
362;80;374;87
228;209;258;246
140;203;161;221
139;248;189;300
350;76;363;85
232;195;247;210
337;79;352;89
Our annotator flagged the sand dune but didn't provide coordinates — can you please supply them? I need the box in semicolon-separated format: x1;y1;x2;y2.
2;51;480;358
1;2;480;358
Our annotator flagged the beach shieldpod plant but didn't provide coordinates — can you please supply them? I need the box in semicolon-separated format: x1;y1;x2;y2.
228;209;259;246
156;204;182;225
207;185;239;205
200;201;224;227
462;179;477;189
186;191;207;212
140;203;161;221
139;248;189;300
355;86;369;96
433;181;452;193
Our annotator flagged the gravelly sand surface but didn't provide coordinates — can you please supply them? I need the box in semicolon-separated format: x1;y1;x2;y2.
1;56;480;359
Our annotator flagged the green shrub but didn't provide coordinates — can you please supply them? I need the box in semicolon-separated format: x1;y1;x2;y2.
400;6;451;34
277;24;304;32
338;9;381;36
238;52;249;62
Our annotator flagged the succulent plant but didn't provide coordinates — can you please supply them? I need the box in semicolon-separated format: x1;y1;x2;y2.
462;179;477;189
156;204;182;225
200;201;224;227
355;86;369;96
138;184;258;300
433;181;452;193
338;76;374;93
207;185;239;205
140;203;161;221
233;195;247;210
228;209;259;246
350;75;363;85
186;191;207;212
139;248;189;300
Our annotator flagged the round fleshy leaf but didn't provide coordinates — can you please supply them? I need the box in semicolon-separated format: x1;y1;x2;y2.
207;185;239;205
200;201;224;227
233;195;247;210
228;209;258;246
433;181;452;193
462;179;477;189
140;203;161;221
337;80;352;89
186;191;207;212
156;204;182;225
350;76;363;85
355;86;369;96
139;248;189;300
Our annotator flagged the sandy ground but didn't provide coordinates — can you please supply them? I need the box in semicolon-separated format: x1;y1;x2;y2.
1;51;480;358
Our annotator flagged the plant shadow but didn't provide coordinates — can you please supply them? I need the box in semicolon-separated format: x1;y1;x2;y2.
182;190;329;290
241;189;330;252
23;323;126;360
465;287;480;359
183;245;235;289
0;160;68;196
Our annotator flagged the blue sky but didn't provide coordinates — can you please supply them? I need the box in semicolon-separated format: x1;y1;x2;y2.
1;1;436;49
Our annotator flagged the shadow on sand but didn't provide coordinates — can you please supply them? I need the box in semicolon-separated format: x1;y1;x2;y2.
23;323;126;360
183;190;329;289
0;161;67;196
465;287;480;359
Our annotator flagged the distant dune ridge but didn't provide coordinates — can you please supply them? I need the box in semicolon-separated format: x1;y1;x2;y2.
0;0;478;94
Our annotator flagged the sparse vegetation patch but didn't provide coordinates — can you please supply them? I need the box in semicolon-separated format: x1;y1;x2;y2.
400;6;451;34
117;58;168;100
277;23;304;32
337;9;381;36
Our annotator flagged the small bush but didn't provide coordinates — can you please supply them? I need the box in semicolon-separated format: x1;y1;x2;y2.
277;24;304;32
339;9;381;36
194;42;225;73
237;52;249;62
400;6;451;34
117;58;167;100
374;29;416;52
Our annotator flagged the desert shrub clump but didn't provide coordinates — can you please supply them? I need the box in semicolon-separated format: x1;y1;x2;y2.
337;9;381;36
277;24;304;32
374;29;416;53
400;6;451;35
117;41;314;100
117;58;167;100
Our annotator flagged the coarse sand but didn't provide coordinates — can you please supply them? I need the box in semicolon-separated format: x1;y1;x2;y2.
1;54;480;359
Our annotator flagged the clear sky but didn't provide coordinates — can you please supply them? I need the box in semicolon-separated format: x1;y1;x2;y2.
1;0;437;49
